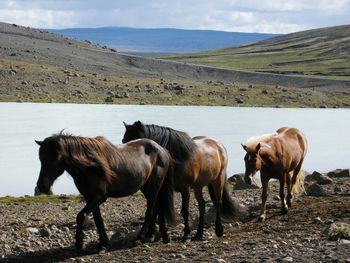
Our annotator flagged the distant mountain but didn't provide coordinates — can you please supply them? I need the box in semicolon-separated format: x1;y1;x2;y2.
47;27;276;55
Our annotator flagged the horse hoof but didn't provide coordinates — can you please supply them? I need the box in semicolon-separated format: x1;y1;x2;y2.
138;234;151;243
162;235;171;244
97;240;109;250
75;243;87;252
181;234;190;242
282;210;288;214
215;225;224;237
258;215;266;222
192;233;203;241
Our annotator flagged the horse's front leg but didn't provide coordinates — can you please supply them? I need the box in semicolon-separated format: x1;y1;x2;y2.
280;173;288;213
75;204;90;251
259;176;269;221
92;203;109;249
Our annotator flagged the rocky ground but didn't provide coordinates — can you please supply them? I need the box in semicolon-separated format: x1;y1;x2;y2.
1;58;349;108
1;170;349;263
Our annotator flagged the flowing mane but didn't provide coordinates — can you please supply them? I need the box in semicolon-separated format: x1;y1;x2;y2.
52;132;121;183
141;123;197;163
244;132;277;153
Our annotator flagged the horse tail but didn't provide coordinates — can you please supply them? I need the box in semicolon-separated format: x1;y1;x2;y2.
157;155;176;225
291;169;305;196
208;182;246;221
220;182;247;220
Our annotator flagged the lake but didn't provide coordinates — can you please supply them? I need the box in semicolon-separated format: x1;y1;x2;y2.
0;103;349;196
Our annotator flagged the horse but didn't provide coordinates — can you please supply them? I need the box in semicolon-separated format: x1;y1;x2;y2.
122;121;244;241
242;127;308;221
35;132;175;250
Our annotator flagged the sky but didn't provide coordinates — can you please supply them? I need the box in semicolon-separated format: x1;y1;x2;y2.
0;0;349;34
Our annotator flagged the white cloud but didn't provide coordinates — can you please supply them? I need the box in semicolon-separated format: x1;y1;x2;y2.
0;9;77;28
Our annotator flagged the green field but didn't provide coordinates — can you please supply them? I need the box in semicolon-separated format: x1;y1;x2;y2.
161;25;350;80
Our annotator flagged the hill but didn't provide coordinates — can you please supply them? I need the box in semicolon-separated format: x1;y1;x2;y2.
0;22;349;107
47;27;276;55
162;25;350;80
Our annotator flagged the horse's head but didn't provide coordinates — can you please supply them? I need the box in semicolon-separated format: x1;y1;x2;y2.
242;143;262;185
122;120;144;143
35;136;65;194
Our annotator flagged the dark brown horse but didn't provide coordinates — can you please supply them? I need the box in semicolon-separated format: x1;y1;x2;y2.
242;127;308;221
35;132;175;250
122;121;244;241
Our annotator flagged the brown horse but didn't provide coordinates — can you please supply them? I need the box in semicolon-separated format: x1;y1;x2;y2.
122;121;244;241
242;127;307;221
35;132;175;250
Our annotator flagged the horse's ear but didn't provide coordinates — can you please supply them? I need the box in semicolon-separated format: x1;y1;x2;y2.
256;143;261;152
35;140;42;146
123;121;129;129
241;143;248;152
135;120;143;129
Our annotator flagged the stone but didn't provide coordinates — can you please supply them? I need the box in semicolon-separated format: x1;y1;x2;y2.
305;171;333;185
229;173;261;190
26;227;39;235
327;169;350;178
39;227;51;237
306;183;328;196
281;256;293;262
327;222;350;241
105;96;114;103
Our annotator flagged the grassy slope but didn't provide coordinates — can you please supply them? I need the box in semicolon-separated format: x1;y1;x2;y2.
161;25;350;80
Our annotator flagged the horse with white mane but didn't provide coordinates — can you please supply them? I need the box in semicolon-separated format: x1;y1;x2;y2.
242;127;308;221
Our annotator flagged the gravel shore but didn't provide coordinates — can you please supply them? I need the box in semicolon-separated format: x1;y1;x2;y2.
1;176;349;262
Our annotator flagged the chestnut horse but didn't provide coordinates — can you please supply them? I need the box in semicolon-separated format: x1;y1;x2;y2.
242;127;307;221
122;121;244;241
35;133;175;250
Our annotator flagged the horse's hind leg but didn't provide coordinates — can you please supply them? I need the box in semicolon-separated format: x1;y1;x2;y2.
140;185;161;243
280;173;288;213
193;187;205;240
181;188;191;241
158;204;170;243
289;160;304;208
209;182;224;237
286;172;292;209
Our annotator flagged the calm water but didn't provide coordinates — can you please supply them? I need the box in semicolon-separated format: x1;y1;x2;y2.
0;103;349;196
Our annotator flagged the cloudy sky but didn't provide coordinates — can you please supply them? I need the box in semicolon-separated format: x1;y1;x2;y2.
0;0;349;33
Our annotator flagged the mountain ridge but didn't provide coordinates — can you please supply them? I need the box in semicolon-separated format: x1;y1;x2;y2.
47;26;277;54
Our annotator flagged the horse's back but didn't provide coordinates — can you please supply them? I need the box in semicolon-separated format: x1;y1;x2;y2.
192;136;227;159
123;138;170;167
279;127;307;152
188;136;228;185
276;127;308;165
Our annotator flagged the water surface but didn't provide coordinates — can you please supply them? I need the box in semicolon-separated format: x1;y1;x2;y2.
0;103;349;196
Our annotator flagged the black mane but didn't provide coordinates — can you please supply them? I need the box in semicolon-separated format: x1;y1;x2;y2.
126;121;197;163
